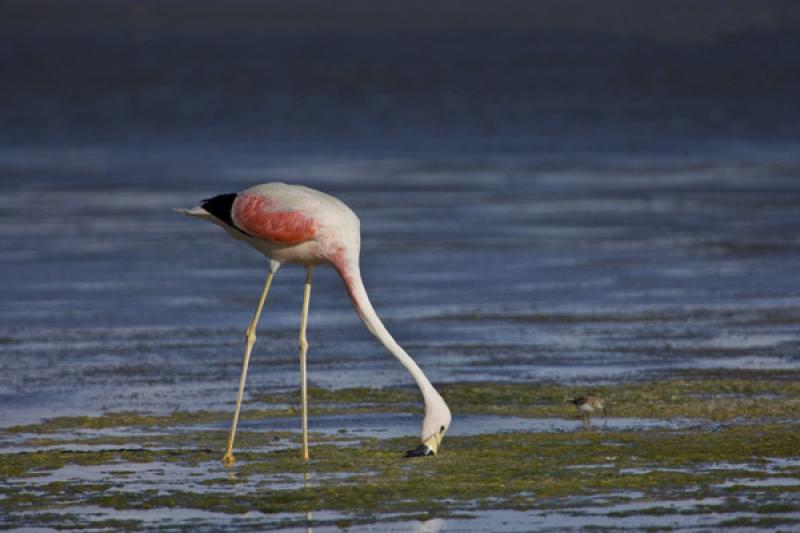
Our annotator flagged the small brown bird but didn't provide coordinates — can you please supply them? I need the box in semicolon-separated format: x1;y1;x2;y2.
569;394;607;422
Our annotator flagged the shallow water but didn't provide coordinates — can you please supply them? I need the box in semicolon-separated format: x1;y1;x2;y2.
3;143;800;424
2;141;800;530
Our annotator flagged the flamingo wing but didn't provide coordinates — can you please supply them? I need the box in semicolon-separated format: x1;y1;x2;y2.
232;193;317;245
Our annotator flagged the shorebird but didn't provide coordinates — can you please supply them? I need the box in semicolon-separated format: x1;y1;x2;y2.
569;394;607;423
177;183;451;465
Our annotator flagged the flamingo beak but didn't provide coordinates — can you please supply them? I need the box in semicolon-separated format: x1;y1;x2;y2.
404;431;444;457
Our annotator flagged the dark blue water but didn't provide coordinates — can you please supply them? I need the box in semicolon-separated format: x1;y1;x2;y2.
2;140;800;427
2;6;800;426
3;8;800;531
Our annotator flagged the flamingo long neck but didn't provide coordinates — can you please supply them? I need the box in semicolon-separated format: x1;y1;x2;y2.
336;263;440;406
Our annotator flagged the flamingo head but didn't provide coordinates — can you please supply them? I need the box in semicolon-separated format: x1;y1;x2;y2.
405;391;452;457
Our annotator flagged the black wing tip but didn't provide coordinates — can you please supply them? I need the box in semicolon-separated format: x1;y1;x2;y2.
201;193;237;227
201;192;237;203
201;193;237;211
404;444;435;458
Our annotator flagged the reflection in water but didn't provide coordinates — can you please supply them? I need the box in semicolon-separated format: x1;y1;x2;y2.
304;470;313;533
415;518;445;533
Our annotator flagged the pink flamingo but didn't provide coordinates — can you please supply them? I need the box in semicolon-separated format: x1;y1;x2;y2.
177;183;451;465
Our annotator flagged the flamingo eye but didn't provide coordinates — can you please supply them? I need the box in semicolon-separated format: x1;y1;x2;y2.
440;425;445;432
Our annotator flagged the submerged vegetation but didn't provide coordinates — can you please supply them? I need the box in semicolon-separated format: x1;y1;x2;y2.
3;377;800;530
7;377;800;436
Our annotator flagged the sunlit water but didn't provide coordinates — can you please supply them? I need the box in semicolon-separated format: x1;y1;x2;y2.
2;141;800;530
2;142;800;426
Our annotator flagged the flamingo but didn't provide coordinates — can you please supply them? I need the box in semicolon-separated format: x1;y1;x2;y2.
177;183;451;465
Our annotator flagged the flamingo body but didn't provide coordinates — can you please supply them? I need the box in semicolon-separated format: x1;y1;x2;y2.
190;183;360;272
233;193;318;245
178;182;451;459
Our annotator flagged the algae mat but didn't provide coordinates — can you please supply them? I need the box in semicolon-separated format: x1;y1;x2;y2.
2;379;800;531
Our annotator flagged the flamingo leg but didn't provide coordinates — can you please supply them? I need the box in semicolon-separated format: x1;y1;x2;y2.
299;266;313;461
222;270;275;467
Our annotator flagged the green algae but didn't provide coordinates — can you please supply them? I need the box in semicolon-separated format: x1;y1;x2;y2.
2;406;404;437
4;423;799;521
251;377;800;423
718;516;800;528
6;378;798;442
252;386;418;406
0;448;218;479
3;410;227;435
3;377;800;529
1;512;142;532
437;379;800;421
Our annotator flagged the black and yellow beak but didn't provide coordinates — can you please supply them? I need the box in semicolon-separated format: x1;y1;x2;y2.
404;431;444;458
